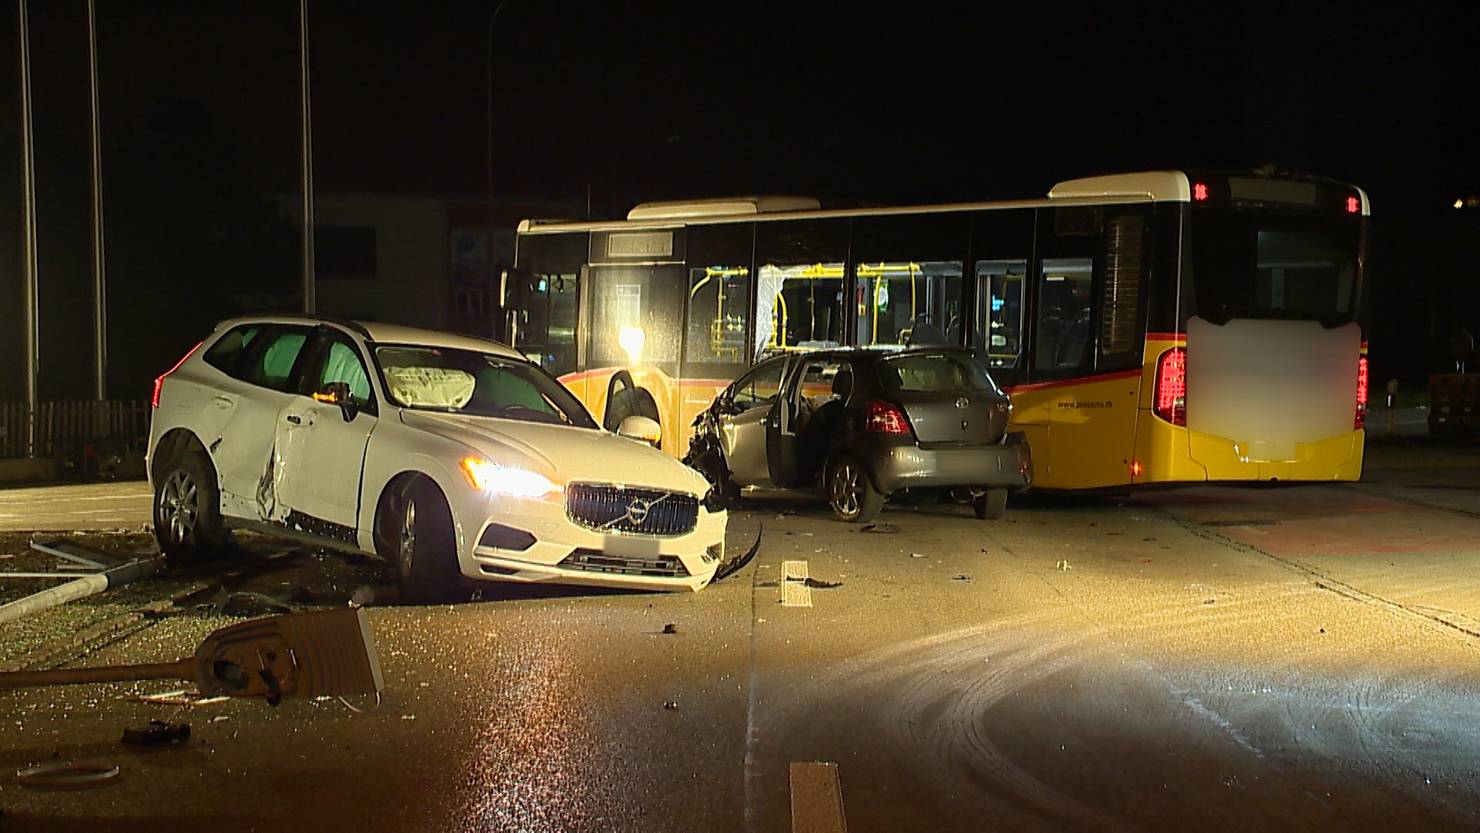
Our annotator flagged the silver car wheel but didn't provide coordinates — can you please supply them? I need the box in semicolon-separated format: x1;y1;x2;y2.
157;469;198;544
831;460;861;519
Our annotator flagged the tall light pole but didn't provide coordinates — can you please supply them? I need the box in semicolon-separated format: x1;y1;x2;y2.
486;0;510;334
87;0;108;400
299;0;316;314
17;0;40;454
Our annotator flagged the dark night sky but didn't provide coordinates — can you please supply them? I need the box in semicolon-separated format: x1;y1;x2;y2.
0;1;1476;399
8;1;1474;212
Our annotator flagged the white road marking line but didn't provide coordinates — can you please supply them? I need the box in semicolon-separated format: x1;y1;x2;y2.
781;559;812;607
0;492;149;505
790;761;847;833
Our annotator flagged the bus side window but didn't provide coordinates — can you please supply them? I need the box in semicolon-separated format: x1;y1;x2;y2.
1035;257;1095;371
1099;211;1150;367
975;259;1028;370
684;223;756;370
754;220;849;360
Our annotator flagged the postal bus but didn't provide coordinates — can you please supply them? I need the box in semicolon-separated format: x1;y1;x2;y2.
507;170;1369;490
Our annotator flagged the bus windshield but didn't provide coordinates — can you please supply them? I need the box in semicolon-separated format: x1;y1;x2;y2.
1189;210;1361;327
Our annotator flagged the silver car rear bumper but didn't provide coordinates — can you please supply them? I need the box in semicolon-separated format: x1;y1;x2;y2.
871;432;1033;494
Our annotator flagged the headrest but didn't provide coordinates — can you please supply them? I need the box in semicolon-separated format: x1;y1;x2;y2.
831;367;853;397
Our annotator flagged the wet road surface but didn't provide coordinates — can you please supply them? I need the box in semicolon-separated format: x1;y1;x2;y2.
2;441;1480;831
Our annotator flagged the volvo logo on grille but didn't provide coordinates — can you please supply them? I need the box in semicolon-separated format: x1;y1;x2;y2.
956;397;970;409
627;497;652;524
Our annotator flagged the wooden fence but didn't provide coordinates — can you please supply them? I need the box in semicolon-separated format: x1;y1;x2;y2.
0;401;150;459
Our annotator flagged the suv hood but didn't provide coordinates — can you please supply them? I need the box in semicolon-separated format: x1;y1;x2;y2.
400;411;710;496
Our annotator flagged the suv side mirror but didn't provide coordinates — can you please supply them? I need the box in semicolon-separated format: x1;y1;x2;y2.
313;381;358;422
616;415;661;446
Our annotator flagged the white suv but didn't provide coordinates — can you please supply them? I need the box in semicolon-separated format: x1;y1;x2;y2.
148;316;728;599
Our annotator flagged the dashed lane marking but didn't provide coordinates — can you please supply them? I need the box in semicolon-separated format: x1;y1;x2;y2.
790;761;847;833
781;560;812;607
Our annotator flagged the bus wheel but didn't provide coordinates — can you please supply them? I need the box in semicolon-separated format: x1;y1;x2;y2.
973;488;1008;520
827;454;883;524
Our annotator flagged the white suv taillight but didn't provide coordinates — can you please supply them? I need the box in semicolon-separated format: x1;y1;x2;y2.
1153;347;1186;426
152;342;201;408
1354;355;1368;430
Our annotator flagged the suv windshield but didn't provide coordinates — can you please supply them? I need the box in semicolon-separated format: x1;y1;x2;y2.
878;352;997;394
374;344;597;428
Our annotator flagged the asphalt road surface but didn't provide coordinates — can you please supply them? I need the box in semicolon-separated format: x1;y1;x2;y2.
2;440;1479;832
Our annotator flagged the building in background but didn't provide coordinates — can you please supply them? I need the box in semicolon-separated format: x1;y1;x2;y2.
281;193;580;338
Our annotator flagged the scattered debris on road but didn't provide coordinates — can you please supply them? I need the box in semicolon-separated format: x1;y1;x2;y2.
910;553;927;559
121;720;191;746
136;689;230;707
1056;560;1072;571
0;608;383;707
16;759;120;789
220;591;294;617
953;574;973;582
663;700;679;710
803;578;842;589
860;523;898;534
661;623;679;634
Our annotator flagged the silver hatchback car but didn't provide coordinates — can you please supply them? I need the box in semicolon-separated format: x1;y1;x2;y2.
685;347;1033;523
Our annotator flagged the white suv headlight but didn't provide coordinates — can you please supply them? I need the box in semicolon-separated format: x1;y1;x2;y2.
459;457;562;499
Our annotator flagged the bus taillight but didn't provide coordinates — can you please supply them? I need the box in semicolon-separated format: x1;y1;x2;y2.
1355;356;1369;429
1153;347;1187;426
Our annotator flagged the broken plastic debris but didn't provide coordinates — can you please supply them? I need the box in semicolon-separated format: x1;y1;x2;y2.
661;623;679;635
910;553;927;559
1056;560;1072;571
663;700;679;710
121;720;191;747
17;760;120;789
952;574;973;582
803;578;842;589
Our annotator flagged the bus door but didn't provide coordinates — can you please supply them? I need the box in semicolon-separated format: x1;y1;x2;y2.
1027;207;1148;488
580;264;686;449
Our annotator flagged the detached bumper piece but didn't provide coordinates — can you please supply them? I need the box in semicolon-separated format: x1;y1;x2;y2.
559;548;691;578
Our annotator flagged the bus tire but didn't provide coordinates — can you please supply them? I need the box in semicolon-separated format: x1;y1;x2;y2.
974;488;1008;520
827;454;884;524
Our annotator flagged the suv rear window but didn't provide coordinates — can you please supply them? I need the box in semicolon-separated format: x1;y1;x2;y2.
878;353;996;394
203;325;262;374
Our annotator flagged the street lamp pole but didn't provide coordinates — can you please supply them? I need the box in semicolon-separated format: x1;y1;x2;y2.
486;0;509;337
17;0;40;455
87;0;108;401
299;0;316;314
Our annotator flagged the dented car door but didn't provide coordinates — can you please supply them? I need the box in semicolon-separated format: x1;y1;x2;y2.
269;331;378;540
211;326;314;520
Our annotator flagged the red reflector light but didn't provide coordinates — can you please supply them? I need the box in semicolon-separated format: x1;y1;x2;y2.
1153;347;1187;426
1346;195;1360;214
152;341;202;408
1355;355;1368;429
1192;182;1209;202
866;400;912;435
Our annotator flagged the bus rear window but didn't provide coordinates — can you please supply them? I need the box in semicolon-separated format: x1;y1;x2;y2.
1189;210;1360;326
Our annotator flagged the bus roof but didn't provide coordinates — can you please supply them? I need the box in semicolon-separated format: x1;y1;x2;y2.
517;170;1367;234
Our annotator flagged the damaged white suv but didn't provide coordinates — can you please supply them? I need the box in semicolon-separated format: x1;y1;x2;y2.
148;317;728;599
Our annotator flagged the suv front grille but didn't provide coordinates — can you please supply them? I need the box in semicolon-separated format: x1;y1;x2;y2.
559;548;690;578
565;483;699;537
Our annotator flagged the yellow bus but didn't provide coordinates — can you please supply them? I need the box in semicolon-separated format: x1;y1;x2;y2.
508;170;1369;490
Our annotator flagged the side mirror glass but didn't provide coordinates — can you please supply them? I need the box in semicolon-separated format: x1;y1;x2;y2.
313;382;358;422
616;415;661;446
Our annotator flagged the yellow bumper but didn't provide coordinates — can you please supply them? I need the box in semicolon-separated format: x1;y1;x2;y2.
1134;414;1365;483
